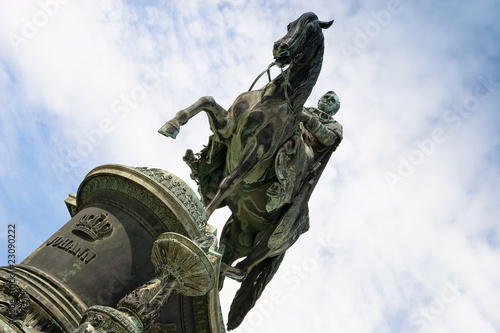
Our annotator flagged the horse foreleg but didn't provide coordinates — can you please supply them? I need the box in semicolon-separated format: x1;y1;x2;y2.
158;96;231;139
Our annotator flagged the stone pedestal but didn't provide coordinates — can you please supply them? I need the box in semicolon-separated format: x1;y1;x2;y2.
0;165;224;333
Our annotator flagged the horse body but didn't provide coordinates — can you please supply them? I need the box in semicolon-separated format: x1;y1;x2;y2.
227;95;293;178
159;12;333;329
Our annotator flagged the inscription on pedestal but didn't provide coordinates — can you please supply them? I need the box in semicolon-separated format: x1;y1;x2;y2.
46;236;97;264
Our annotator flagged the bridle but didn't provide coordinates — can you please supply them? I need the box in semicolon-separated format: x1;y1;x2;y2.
248;60;294;112
248;61;275;92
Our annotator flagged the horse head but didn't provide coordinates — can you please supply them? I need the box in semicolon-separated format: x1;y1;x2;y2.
273;12;333;68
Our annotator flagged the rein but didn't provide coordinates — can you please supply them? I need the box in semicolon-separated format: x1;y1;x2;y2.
280;66;294;112
248;61;294;112
248;61;275;91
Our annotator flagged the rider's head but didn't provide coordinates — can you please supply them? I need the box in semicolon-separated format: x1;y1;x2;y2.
317;91;340;116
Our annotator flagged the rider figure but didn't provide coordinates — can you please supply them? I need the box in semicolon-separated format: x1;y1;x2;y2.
265;91;342;213
299;90;343;152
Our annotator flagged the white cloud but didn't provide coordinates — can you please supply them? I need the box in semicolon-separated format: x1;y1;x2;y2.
1;0;499;332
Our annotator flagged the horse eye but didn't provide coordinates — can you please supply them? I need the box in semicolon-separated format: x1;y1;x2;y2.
306;21;316;30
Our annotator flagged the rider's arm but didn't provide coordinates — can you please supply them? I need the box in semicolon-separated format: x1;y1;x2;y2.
300;110;341;147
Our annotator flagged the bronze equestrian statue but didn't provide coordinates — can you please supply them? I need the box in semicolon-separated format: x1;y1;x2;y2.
159;12;341;330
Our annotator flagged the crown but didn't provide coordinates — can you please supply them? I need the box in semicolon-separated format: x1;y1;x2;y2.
73;212;113;241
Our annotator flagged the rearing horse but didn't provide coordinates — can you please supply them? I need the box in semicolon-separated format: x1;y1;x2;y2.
159;12;332;329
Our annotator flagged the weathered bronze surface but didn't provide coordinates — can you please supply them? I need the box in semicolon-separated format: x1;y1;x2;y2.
158;12;341;329
0;165;224;332
74;233;219;333
0;11;342;332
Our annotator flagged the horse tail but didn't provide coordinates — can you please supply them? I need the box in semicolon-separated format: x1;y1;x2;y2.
226;253;286;330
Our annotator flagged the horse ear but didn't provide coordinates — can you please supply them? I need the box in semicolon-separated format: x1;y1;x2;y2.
319;20;334;29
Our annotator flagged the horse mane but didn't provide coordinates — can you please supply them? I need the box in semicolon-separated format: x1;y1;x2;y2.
289;42;325;111
267;36;326;113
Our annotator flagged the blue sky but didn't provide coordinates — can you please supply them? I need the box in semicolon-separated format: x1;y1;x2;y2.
1;1;500;332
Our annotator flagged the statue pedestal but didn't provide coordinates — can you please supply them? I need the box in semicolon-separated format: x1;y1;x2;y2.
0;165;224;333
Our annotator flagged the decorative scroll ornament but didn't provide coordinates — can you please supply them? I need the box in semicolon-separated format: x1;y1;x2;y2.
72;212;113;241
133;167;207;233
74;305;143;333
0;281;31;319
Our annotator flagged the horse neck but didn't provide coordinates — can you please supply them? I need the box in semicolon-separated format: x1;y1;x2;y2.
275;44;325;112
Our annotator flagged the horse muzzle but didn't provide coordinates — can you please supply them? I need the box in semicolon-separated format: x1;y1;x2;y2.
273;41;291;68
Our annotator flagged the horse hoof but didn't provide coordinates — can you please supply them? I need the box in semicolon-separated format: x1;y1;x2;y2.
221;263;245;282
158;122;179;139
